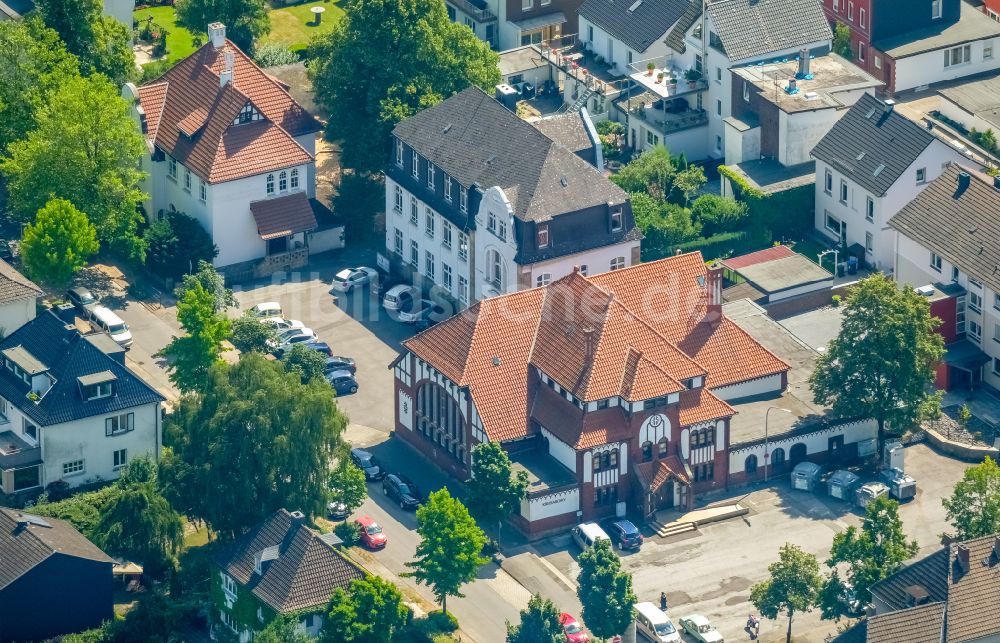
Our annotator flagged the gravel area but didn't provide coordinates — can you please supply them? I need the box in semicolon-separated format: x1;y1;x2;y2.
924;404;997;446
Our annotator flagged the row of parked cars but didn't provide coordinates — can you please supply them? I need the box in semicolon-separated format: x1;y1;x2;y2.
329;266;447;328
67;287;133;349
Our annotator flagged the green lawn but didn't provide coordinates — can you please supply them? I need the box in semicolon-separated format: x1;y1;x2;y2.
134;6;202;64
789;235;833;265
262;1;345;49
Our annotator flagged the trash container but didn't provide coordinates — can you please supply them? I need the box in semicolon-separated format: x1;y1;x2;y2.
828;469;861;500
791;461;822;491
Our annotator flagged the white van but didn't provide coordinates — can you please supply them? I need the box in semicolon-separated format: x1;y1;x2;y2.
634;602;681;642
571;522;611;551
91;306;133;349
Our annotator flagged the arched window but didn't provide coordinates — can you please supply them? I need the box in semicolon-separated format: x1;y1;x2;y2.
790;443;807;465
657;437;668;457
745;455;758;475
487;249;504;289
641;441;653;462
592;455;601;472
266;174;275;195
704;428;714;445
535;273;551;287
279;170;288;192
771;447;785;467
602;452;611;469
290;168;299;189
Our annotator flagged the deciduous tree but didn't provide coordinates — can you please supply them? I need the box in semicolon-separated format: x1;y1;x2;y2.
809;273;944;452
160;353;346;538
671;164;706;206
257;614;313;643
943;456;1000;540
466;441;528;540
162;281;231;392
143;211;218;280
577;538;636;641
691;194;748;236
174;260;236;313
321;576;412;643
176;0;270;53
329;454;367;517
35;0;135;84
610;146;676;197
750;543;823;643
20;198;99;289
506;593;564;643
1;73;146;260
404;488;488;615
282;343;328;383
229;313;277;354
308;0;500;173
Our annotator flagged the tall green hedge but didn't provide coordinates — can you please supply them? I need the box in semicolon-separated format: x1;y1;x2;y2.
671;231;748;260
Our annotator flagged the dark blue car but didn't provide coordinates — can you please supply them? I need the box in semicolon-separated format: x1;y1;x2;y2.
608;519;643;551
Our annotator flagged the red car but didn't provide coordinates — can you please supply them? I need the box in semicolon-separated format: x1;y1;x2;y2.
560;612;589;643
355;516;387;550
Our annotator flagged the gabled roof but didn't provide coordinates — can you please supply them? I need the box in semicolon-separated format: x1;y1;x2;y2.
0;312;164;426
888;164;1000;295
137;39;318;184
0;508;113;591
531;112;596;162
867;602;945;643
811;93;938;197
0;260;41;306
875;1;1000;59
707;0;832;62
578;0;696;54
250;192;318;240
391;87;627;223
213;509;365;614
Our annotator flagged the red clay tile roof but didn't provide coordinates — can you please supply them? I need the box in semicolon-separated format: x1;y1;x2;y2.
529;385;632;449
678;388;734;426
719;244;796;271
404;252;785;443
250;192;318;240
634;455;690;491
137;40;318;184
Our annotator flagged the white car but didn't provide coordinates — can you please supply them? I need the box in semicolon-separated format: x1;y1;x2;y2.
382;285;419;312
259;316;305;332
248;302;282;318
270;327;317;352
678;615;723;643
329;267;379;293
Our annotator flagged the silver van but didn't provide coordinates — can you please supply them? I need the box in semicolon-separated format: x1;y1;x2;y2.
634;602;681;642
571;522;611;551
91;306;133;349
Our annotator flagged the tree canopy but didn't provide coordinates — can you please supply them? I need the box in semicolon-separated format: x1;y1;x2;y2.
404;488;488;614
257;614;314;643
35;0;135;84
577;538;636;640
321;576;412;643
174;260;237;313
143;211;218;280
229;313;277;354
282;343;328;383
1;73;147;261
506;593;564;643
162;281;231;392
809;273;944;450
308;0;500;173
20;198;99;289
943;456;1000;541
329;454;367;517
465;441;529;538
750;543;823;643
176;0;270;53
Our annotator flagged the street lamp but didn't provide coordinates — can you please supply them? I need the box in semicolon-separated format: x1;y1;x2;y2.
764;407;792;483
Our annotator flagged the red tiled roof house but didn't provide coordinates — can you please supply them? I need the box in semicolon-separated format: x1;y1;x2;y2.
124;24;327;271
391;252;789;536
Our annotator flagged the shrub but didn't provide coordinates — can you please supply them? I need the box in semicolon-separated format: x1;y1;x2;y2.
253;43;299;68
140;59;172;83
691;194;748;236
425;611;458;633
45;480;71;501
832;294;842;306
672;230;748;260
334;520;360;546
144;210;217;280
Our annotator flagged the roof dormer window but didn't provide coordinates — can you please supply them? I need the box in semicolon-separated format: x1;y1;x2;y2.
235;103;259;125
78;371;116;400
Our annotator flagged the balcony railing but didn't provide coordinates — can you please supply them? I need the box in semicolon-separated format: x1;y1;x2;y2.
630;104;709;135
539;35;629;97
447;0;497;23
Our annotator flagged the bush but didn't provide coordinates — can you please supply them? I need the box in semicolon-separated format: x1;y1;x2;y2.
334;520;360;546
691;194;748;236
140;59;172;83
425;611;458;633
672;230;748;260
253;43;299;68
144;210;217;280
45;480;71;501
403;612;460;643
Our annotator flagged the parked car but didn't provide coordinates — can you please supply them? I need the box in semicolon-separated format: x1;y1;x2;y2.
330;267;379;293
678;615;723;643
271;328;317;354
259;316;305;332
91;306;133;349
355;516;387;549
606;519;643;551
382;285;418;312
382;473;422;510
325;356;356;374
571;522;611;551
351;448;384;480
559;613;589;643
634;602;680;642
66;287;98;318
302;341;334;357
248;302;282;318
327;370;359;395
327;498;348;520
0;239;13;262
397;299;448;325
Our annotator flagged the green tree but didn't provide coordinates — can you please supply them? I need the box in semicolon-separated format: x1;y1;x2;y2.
160;353;346;538
577;538;636;641
750;543;823;643
95;476;184;576
35;0;135;84
610;146;676;198
980;128;998;152
257;614;313;643
0;17;79;154
329;455;367;516
823;496;917;619
631;193;700;261
333;172;385;243
176;0;270;53
282;343;328;383
809;273;944;452
20;198;99;289
466;441;528;541
162;281;231;392
144;211;218;280
1;73;146;260
404;488;488;615
321;576;412;643
174;260;237;313
671;164;706;206
943;456;1000;540
691;194;748;236
309;0;500;173
833;22;852;60
506;593;564;643
229;313;277;354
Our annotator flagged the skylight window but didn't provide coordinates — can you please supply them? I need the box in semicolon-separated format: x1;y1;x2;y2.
872;163;886;177
628;0;643;11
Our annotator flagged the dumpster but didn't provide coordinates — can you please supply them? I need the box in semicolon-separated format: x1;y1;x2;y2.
883;439;904;471
881;467;917;501
828;469;861;500
856;482;889;509
791;461;822;491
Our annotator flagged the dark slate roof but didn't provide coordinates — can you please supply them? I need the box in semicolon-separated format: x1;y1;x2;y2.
828;620;867;643
665;0;703;53
531;113;596;161
578;0;695;53
0;312;164;426
867;602;945;643
811;93;937;197
0;508;113;591
888;164;1000;296
392;87;628;223
870;548;950;611
708;0;832;62
213;509;366;613
875;1;1000;58
0;260;41;306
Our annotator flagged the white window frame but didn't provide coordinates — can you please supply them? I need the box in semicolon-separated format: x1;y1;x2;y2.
89;382;112;400
394;229;403;255
199;179;207;203
395;139;403;167
410;197;418;225
916;167;927;183
184;169;191;192
410;240;419;266
279;170;287;192
536;273;551;287
458;276;469;303
427;163;435;189
537;225;549;248
266;173;275;195
825;211;842;236
425;251;435;279
393;185;403;213
62;459;85;476
986;44;994;61
858;42;866;62
425;208;435;238
610;256;625;271
444;176;452;202
443;263;452;290
460;187;468;213
113;448;127;470
875;56;881;69
412;150;419;178
969;319;983;342
168;157;177;179
847;1;854;19
221;572;238;600
611;210;623;231
824;170;833;195
106;412;134;436
866;196;874;222
944;45;971;68
442;221;452;249
930;252;943;272
931;0;942;19
458;232;468;262
993;322;1000;344
522;0;532;9
290;168;299;190
970;291;983;313
860;7;866;27
839;180;848;203
865;231;873;254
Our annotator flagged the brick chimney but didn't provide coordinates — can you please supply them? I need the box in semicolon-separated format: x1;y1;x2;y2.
705;263;723;324
583;327;596;362
208;22;226;48
957;543;971;572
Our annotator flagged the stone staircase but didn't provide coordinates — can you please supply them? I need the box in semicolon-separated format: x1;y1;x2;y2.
649;502;749;538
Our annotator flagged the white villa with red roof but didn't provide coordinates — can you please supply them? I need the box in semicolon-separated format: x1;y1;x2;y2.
392;252;797;535
123;23;339;276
